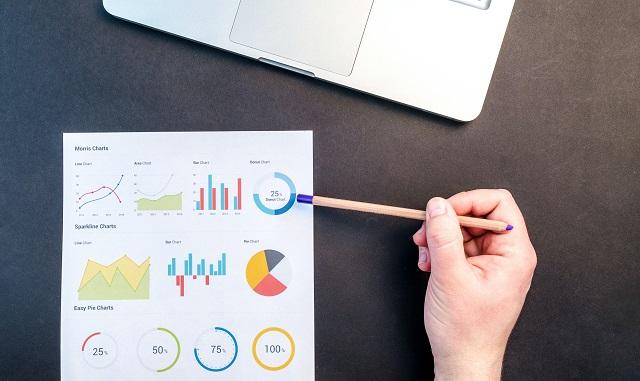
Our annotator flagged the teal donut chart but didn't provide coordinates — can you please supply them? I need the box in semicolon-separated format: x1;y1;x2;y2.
193;327;238;372
253;172;296;215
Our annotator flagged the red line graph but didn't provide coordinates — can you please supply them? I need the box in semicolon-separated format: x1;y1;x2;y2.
77;175;124;210
78;186;122;203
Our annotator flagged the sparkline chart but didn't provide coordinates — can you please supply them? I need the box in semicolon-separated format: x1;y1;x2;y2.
167;252;228;297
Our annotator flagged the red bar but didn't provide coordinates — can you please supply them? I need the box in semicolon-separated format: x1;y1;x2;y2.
212;188;216;210
199;188;204;210
224;188;229;210
237;178;242;210
193;275;197;279
175;275;180;286
179;276;184;297
205;275;210;285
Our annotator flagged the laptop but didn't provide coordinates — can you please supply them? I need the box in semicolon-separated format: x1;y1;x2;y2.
103;0;515;121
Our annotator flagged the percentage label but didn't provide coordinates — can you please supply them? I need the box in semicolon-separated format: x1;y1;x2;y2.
152;345;168;355
92;347;108;356
264;344;286;354
211;345;226;354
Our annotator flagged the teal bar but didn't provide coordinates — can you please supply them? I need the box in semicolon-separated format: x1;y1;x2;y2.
220;182;224;210
208;175;213;210
209;264;214;275
222;253;227;275
234;196;238;210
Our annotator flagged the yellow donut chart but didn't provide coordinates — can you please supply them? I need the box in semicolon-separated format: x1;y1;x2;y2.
252;327;295;371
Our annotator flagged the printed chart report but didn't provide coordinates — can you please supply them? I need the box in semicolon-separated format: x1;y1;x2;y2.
61;131;314;380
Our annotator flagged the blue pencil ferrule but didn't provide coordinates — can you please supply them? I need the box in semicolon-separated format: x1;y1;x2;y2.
297;194;314;204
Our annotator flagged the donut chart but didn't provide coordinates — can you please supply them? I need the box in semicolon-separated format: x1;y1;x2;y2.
253;172;296;215
252;327;296;371
193;327;238;372
136;327;181;372
81;332;117;369
246;250;292;297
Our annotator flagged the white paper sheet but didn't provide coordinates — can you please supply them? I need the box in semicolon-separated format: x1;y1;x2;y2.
61;131;314;380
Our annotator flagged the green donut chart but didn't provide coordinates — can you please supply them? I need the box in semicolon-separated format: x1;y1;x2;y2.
137;327;181;373
253;172;296;215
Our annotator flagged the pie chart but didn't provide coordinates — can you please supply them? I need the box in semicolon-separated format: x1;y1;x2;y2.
246;250;291;297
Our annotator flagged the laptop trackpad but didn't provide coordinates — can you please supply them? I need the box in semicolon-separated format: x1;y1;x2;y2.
230;0;374;76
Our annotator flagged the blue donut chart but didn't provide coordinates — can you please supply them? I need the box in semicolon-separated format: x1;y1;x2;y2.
253;172;296;215
193;327;238;372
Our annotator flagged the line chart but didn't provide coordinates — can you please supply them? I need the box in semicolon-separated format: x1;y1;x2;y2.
134;174;174;197
77;175;124;210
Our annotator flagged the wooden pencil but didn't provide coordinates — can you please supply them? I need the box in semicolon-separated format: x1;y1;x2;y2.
297;194;513;232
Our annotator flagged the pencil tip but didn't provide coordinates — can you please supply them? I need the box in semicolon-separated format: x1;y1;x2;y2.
506;224;514;231
297;194;314;204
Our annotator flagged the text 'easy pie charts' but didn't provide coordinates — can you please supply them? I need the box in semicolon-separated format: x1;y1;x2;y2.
246;250;292;297
253;172;296;215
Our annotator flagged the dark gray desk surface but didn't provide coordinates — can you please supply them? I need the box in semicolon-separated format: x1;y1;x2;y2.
1;1;639;380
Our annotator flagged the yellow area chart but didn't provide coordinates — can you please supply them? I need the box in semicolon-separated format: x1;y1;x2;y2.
78;255;150;300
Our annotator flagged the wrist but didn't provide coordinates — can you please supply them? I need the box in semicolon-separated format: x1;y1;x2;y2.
434;351;504;381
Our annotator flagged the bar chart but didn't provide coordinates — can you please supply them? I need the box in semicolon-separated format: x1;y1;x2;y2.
167;252;228;297
193;174;242;212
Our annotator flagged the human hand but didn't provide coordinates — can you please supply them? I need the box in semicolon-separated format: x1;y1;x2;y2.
412;190;537;380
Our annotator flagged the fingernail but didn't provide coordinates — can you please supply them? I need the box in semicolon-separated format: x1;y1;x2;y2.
427;198;447;218
418;246;428;264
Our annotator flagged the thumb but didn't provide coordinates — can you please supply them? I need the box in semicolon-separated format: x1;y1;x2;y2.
425;197;467;275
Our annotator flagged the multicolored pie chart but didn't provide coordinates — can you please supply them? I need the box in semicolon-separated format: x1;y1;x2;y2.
246;250;291;297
